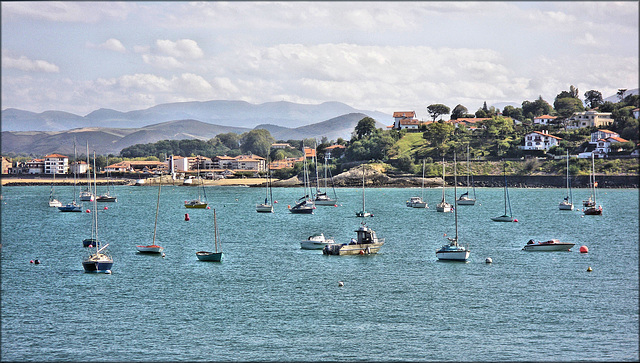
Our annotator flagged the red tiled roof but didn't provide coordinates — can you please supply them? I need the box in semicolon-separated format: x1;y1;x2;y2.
531;131;562;140
607;136;629;143
535;115;557;119
393;111;415;118
325;144;346;150
596;129;616;134
45;153;68;158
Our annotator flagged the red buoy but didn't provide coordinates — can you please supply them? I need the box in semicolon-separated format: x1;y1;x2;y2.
103;206;108;210
185;213;190;221
359;250;365;255
86;209;91;213
579;245;589;253
206;206;210;209
514;218;519;222
334;204;338;207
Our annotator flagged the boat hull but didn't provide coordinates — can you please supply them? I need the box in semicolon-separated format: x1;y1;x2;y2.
256;204;273;213
58;204;82;212
436;203;452;213
96;196;117;202
436;250;470;261
82;255;113;273
314;199;337;206
323;242;384;255
300;241;333;250
355;211;372;217
491;215;514;222
584;207;602;215
559;202;574;210
196;251;223;261
406;198;428;208
136;245;164;253
522;243;575;251
456;198;475;205
49;199;62;207
290;205;314;214
185;202;208;209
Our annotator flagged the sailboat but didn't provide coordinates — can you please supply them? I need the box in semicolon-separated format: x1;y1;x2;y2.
313;144;338;206
355;164;373;217
290;147;315;214
82;151;113;273
185;161;208;209
436;158;452;213
58;142;83;212
196;208;223;261
48;171;62;207
436;151;470;261
256;160;274;213
559;151;574;210
584;153;603;215
457;144;476;205
407;159;428;208
491;162;515;222
96;156;117;202
79;141;94;202
136;174;165;253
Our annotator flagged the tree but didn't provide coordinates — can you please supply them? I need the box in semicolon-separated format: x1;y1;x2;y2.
617;89;627;101
450;104;468;120
240;129;275;157
216;132;241;150
554;97;584;119
426;104;450;121
475;109;487;118
422;121;455;147
502;105;524;121
522;96;553;117
354;117;377;140
584;90;603;109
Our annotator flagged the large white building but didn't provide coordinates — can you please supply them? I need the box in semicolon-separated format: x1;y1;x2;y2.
521;130;562;151
44;153;69;174
567;110;614;129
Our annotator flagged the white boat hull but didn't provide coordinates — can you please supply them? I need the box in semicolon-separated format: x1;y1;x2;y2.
457;198;475;205
558;202;574;210
436;203;452;213
136;245;164;253
323;242;384;255
522;243;575;251
436;250;470;261
256;203;273;213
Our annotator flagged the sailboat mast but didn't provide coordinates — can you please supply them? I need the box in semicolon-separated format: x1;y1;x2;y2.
93;151;99;250
86;141;90;193
362;164;366;213
214;209;219;253
441;158;446;202
466;144;471;194
503;162;508;216
152;174;161;245
566;151;570;201
421;159;425;200
314;141;320;194
592;153;597;203
453;152;458;243
73;142;77;203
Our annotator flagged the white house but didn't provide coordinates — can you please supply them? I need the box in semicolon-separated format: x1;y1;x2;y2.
521;130;562;151
590;129;619;144
567;110;614;129
390;111;428;130
533;114;557;125
44;153;69;174
69;160;88;175
26;159;45;174
593;135;630;158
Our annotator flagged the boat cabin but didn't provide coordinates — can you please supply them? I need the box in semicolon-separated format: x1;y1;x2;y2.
355;225;378;244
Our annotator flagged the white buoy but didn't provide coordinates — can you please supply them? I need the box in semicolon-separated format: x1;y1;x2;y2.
105;270;112;274
338;281;344;287
162;253;166;258
485;257;493;264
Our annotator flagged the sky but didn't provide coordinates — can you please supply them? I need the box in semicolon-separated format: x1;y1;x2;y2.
1;1;638;120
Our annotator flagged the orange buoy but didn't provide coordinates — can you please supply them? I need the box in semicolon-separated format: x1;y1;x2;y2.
185;213;190;221
288;205;291;209
359;250;365;255
579;245;588;253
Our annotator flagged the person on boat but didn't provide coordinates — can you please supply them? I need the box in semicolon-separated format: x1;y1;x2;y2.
349;238;357;245
527;239;535;245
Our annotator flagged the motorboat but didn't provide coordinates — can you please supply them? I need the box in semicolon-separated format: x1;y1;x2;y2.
300;233;335;250
522;239;575;251
406;196;428;208
322;223;384;255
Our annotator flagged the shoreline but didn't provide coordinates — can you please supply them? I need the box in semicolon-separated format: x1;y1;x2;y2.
2;174;638;188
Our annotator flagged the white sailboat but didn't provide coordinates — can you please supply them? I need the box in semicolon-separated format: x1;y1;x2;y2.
436;151;470;261
436;158;452;213
79;141;94;202
256;160;274;213
185;162;208;209
457;144;476;205
136;173;165;254
58;141;83;212
355;164;372;217
559;151;573;210
407;159;428;208
314;150;338;206
48;171;62;207
96;156;117;202
491;162;515;222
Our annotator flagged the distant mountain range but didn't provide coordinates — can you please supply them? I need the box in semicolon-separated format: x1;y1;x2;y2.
1;109;388;155
1;100;392;132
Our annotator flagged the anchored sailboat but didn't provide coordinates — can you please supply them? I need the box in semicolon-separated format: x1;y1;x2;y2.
457;144;476;205
436;158;452;213
355;164;372;217
407;159;428;208
136;174;165;254
79;141;94;202
584;153;603;215
436;151;470;261
196;209;223;261
82;152;113;273
58;141;82;212
290;147;315;214
491;162;515;222
256;159;274;213
559;151;573;210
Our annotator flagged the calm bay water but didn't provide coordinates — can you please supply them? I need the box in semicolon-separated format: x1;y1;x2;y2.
1;184;638;361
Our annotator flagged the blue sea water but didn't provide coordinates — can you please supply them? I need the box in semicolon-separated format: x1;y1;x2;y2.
1;184;638;361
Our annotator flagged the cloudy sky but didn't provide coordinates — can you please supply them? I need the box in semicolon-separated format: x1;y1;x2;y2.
2;1;638;120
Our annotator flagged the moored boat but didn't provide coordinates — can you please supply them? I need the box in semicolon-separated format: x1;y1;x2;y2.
83;152;113;273
436;151;470;261
457;144;476;206
407;160;428;208
491;161;515;222
436;158;452;213
559;151;574;210
522;239;575;251
196;209;223;262
300;233;335;250
584;153;602;216
137;171;165;254
322;222;384;255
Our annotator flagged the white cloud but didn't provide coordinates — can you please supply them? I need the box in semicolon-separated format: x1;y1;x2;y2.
156;39;203;59
2;55;60;73
141;54;183;69
99;38;126;53
2;2;132;23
